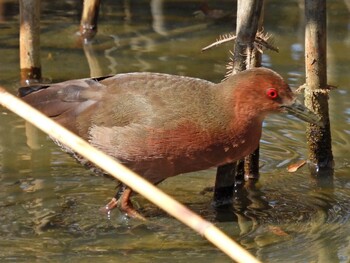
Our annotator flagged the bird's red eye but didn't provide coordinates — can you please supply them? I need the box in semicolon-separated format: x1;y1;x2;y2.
266;88;278;99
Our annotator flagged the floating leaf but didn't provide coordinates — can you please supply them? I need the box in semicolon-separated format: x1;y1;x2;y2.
287;160;306;172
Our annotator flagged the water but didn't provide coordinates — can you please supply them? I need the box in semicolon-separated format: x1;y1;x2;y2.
0;0;350;262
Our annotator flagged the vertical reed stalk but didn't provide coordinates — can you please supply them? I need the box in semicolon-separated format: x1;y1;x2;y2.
304;0;333;175
80;0;101;41
19;0;41;84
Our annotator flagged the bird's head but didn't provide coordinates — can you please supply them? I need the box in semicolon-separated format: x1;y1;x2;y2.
221;68;323;126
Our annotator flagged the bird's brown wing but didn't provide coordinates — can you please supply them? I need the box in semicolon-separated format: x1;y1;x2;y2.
19;73;224;166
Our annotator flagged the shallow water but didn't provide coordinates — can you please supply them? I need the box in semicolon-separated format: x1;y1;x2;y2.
0;0;350;262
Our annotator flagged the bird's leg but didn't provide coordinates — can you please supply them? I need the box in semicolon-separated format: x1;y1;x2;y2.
118;187;146;221
102;185;146;221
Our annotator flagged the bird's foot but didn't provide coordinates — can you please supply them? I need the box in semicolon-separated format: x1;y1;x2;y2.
100;188;146;221
100;197;119;213
118;196;146;221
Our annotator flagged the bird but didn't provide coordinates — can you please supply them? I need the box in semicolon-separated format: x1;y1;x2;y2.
18;67;321;219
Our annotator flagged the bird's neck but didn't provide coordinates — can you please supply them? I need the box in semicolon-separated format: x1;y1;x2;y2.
215;85;265;149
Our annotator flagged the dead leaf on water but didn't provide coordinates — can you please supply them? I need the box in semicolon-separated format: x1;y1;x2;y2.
287;160;306;172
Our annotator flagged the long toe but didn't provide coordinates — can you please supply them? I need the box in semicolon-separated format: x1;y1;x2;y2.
100;197;119;214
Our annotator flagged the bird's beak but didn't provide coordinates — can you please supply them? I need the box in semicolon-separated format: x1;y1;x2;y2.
280;101;324;127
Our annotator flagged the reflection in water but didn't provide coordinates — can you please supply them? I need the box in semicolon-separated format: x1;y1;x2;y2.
0;0;350;262
83;43;104;77
151;0;167;36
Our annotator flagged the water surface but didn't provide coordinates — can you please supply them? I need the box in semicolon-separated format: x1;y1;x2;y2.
0;0;349;262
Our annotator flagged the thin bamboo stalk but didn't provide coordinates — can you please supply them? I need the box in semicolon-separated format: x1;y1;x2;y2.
19;0;41;83
0;86;261;263
232;0;263;74
304;0;333;175
80;0;101;41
